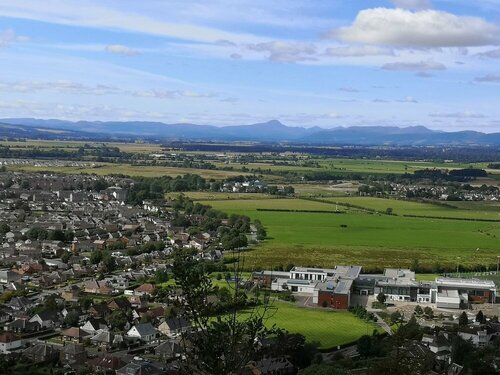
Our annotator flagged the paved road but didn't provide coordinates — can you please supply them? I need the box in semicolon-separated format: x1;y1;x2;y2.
373;312;393;335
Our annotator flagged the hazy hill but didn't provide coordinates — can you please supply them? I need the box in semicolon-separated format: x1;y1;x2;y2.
1;118;499;146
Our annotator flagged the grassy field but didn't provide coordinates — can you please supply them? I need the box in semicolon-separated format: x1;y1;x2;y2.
203;198;500;271
8;162;248;180
0;139;163;153
320;196;500;220
243;301;381;349
213;158;499;177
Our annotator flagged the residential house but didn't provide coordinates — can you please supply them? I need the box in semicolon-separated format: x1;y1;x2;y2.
29;310;59;329
90;330;116;349
134;283;155;296
88;304;111;319
7;296;35;311
22;343;60;364
81;318;108;334
126;322;159;343
89;353;126;373
61;327;91;343
0;332;22;354
59;343;87;368
84;279;112;295
154;338;182;362
116;360;163;375
243;357;297;375
158;317;190;337
108;297;132;311
4;318;40;334
0;269;22;284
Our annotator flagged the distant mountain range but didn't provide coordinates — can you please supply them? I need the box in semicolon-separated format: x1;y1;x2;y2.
1;118;499;146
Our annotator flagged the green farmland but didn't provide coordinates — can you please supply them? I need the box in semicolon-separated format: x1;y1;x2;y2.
321;196;500;220
204;198;500;272
8;162;248;180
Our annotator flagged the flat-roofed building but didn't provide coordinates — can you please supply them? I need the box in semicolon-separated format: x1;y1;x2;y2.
436;278;496;306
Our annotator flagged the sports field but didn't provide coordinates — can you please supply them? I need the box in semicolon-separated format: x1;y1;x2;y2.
243;301;381;349
203;198;500;271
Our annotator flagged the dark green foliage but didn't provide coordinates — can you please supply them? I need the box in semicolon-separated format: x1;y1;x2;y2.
376;293;386;304
459;311;469;326
476;310;485;324
171;248;279;375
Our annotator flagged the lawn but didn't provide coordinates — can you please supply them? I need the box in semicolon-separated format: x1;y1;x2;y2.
203;198;500;271
242;301;381;349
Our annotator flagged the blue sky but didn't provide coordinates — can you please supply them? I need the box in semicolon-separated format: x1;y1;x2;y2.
0;0;500;132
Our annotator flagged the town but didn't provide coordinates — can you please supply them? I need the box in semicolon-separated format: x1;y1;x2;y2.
0;169;499;374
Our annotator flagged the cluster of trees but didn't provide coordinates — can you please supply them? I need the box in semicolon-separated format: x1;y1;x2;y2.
254;219;267;240
126;241;165;256
349;305;376;322
170;195;253;250
412;168;488;182
24;228;74;242
126;174;208;205
0;144;130;161
89;250;117;273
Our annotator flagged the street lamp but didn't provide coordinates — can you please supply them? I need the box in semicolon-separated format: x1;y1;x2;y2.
456;257;461;275
496;256;500;274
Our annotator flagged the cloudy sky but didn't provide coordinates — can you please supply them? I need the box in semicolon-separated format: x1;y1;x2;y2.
0;0;500;132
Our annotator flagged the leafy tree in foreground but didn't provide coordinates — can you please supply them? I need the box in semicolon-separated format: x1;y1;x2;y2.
172;248;279;375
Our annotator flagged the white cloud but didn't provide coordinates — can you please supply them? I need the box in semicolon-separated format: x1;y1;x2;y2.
328;8;500;47
0;80;218;99
247;41;316;63
0;28;29;48
474;74;500;83
382;61;446;71
0;80;117;95
429;111;486;118
105;44;140;56
323;45;394;57
391;0;431;9
230;53;242;60
397;96;418;103
338;87;360;92
372;96;418;103
0;0;266;44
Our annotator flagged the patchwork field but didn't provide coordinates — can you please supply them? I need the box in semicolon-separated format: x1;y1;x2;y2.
8;162;248;180
320;196;500;220
203;198;500;272
0;139;163;153
213;158;498;177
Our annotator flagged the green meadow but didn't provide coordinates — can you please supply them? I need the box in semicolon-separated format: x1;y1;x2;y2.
242;301;381;349
204;198;500;272
321;196;500;220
